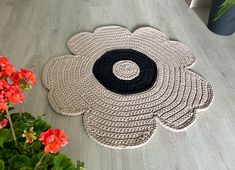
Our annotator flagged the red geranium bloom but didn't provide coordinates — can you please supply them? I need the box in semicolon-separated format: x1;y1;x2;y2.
44;141;61;153
0;57;15;78
10;72;23;86
3;64;15;77
0;80;11;112
4;86;24;104
39;128;69;154
20;68;37;85
0;103;7;113
0;79;25;112
0;94;5;103
0;57;9;65
39;128;57;145
58;129;69;146
0;80;10;90
0;119;8;129
10;68;37;91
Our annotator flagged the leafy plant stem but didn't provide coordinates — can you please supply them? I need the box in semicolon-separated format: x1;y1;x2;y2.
6;109;17;142
34;153;46;170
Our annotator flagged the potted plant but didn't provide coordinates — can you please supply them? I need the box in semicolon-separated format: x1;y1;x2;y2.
0;56;85;170
207;0;235;35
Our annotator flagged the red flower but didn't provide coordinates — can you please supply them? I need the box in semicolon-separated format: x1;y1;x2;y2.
0;57;15;78
39;128;57;145
10;72;23;86
0;103;7;113
0;57;9;65
57;129;69;146
4;86;24;104
44;142;61;153
0;119;8;129
0;80;11;112
20;68;37;85
0;79;24;112
4;64;15;77
39;128;69;154
10;68;37;91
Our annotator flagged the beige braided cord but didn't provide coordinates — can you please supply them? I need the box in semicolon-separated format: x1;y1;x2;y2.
42;26;213;149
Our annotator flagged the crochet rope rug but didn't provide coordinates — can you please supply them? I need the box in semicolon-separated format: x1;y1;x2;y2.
42;26;214;149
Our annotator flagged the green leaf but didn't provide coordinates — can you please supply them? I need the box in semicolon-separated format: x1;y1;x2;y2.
2;141;18;153
0;129;13;147
74;161;86;170
32;140;43;152
0;114;5;120
8;107;15;112
10;112;50;143
214;0;235;21
20;167;33;170
52;154;74;170
0;160;5;170
10;113;35;138
36;114;46;119
0;146;16;162
33;118;51;132
31;152;45;168
10;113;35;122
8;155;32;169
32;152;54;169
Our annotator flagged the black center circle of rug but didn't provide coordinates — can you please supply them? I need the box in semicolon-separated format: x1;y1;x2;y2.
93;49;158;94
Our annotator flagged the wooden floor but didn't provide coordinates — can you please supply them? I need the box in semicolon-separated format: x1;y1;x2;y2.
1;0;235;169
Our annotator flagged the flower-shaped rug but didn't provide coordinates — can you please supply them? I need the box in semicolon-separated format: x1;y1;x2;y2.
42;26;213;149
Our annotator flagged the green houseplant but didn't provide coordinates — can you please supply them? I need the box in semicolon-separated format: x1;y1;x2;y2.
0;56;85;170
207;0;235;35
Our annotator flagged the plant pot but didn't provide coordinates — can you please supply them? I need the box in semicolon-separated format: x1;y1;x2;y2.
207;0;235;36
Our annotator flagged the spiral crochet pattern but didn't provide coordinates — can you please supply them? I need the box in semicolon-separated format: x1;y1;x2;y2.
93;49;157;94
42;26;214;149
